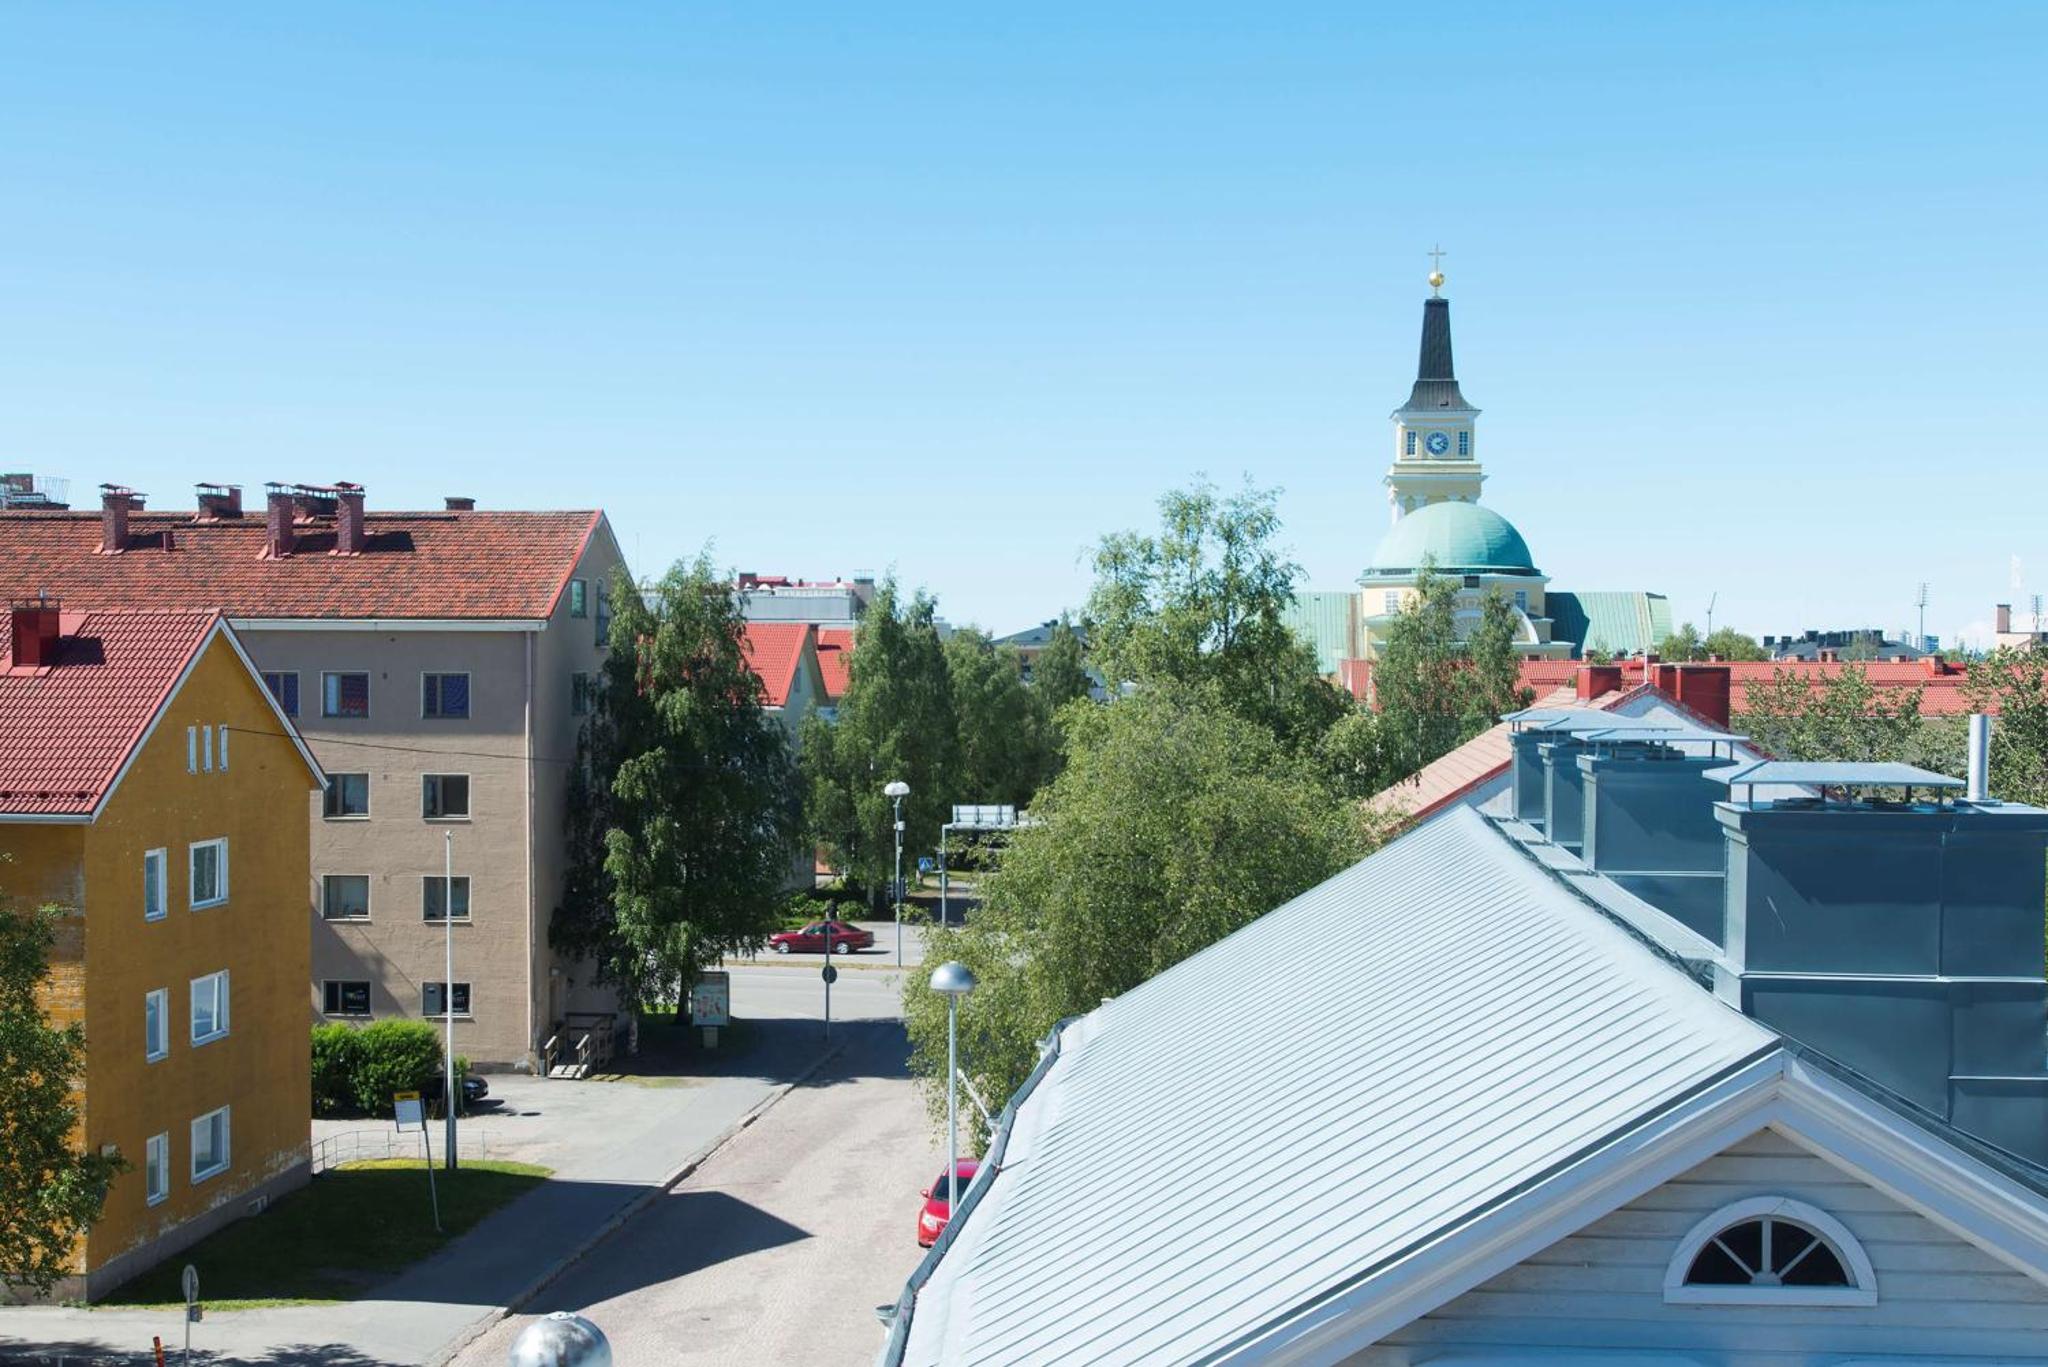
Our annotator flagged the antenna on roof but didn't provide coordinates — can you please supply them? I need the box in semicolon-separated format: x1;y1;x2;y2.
1705;592;1717;639
1915;582;1929;651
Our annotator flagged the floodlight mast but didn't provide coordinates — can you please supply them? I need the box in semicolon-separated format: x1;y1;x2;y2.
884;780;910;966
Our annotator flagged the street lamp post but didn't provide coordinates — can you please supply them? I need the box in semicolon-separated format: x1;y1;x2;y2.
884;780;910;967
929;961;978;1217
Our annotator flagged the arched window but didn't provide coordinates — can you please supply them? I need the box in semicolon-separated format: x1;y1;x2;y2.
1663;1197;1877;1307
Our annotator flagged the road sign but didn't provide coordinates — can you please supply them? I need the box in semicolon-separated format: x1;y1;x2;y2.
688;971;731;1028
821;964;839;984
181;1264;198;1303
393;1091;424;1130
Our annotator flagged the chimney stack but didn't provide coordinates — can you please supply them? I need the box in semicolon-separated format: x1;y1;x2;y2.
1967;714;1992;802
332;482;367;556
1996;603;2012;635
97;485;139;555
9;595;62;667
264;485;296;559
194;483;243;520
1667;663;1732;727
444;495;475;512
1576;664;1622;701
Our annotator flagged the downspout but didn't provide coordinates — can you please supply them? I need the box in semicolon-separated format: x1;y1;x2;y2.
525;627;537;1070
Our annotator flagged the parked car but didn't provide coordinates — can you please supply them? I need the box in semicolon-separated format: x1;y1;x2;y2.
916;1159;982;1247
421;1071;489;1108
768;920;875;956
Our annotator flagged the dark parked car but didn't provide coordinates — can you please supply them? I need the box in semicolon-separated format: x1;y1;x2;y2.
768;920;875;956
421;1071;489;1108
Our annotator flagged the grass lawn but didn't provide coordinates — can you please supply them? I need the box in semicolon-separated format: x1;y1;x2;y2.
102;1159;550;1309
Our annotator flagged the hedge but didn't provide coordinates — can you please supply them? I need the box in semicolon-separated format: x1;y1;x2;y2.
310;1019;449;1116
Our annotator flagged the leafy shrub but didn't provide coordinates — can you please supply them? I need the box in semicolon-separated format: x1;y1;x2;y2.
310;1024;362;1116
779;893;839;931
347;1020;444;1114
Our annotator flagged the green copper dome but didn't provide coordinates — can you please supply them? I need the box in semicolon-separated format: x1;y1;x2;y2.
1366;501;1538;576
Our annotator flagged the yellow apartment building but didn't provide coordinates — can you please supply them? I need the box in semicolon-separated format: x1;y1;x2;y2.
0;601;324;1299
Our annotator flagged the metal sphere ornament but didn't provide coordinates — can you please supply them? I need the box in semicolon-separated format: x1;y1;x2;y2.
1428;269;1445;290
508;1312;613;1367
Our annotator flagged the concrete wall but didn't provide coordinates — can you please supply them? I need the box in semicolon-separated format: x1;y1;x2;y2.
1359;1127;2048;1363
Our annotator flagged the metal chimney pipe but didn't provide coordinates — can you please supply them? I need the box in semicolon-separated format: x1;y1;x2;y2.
1966;713;1992;802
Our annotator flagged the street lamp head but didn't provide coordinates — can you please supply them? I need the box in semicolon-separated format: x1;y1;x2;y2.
508;1313;612;1367
929;960;978;997
884;780;911;799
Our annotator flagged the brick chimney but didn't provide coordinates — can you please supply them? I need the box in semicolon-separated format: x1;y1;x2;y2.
263;485;296;559
10;595;61;667
1996;603;2012;635
97;485;139;555
1667;663;1731;727
445;495;475;512
1576;663;1623;700
333;482;367;556
194;483;243;520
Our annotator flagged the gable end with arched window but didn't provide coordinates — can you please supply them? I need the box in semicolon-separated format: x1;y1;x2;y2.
1664;1196;1878;1308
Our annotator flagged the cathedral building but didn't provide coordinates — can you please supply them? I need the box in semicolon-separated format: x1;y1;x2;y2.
1286;267;1670;673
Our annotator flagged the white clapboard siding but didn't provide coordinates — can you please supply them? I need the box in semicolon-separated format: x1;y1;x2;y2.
1353;1126;2048;1364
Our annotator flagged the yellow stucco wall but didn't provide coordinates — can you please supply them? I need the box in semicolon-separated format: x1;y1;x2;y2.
1;631;316;1288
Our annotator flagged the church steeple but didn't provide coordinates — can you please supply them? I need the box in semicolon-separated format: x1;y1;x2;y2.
1384;256;1483;524
1401;297;1474;413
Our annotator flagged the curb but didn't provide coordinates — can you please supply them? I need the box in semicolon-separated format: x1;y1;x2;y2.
428;1042;846;1366
720;957;916;973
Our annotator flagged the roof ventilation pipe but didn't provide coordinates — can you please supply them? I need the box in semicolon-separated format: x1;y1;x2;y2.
1967;714;1992;802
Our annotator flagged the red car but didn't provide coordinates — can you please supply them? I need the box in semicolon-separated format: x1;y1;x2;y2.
768;920;875;956
916;1159;981;1247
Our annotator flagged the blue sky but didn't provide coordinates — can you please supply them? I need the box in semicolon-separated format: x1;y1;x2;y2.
2;4;2043;646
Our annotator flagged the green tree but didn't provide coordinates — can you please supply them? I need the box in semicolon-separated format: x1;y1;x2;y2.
903;686;1382;1114
945;628;1056;808
1086;478;1349;749
1032;615;1092;711
1368;565;1465;782
553;557;802;1014
0;903;122;1295
1465;587;1535;732
800;581;959;895
1657;622;1706;661
1702;627;1769;662
1963;647;2048;807
1736;664;1933;764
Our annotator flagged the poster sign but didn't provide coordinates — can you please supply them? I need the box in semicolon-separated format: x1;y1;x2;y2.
393;1090;424;1130
688;972;731;1028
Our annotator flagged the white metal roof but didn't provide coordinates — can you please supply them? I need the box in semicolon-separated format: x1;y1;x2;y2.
895;806;1776;1366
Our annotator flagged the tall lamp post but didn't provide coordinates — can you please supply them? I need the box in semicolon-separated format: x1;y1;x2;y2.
929;960;978;1217
884;780;910;966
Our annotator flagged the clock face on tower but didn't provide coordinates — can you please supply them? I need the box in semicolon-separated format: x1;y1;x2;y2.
1425;431;1451;456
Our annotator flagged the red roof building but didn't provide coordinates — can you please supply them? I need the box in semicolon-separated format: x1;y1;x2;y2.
816;626;855;704
740;621;829;717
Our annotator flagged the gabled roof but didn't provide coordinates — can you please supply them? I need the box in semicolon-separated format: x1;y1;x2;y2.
1516;656;1980;715
0;507;608;621
815;627;854;701
739;621;814;709
1367;685;1580;824
0;610;324;818
895;808;1776;1365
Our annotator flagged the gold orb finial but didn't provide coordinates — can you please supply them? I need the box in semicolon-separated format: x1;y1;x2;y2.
1428;269;1445;290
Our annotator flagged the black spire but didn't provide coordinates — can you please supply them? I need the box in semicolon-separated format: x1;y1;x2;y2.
1403;297;1472;411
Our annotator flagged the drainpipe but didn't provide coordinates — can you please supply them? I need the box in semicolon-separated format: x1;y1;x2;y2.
1967;713;1992;802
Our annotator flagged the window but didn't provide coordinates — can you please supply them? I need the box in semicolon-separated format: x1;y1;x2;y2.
189;839;227;909
218;724;228;771
145;1132;169;1206
423;981;471;1017
1664;1197;1876;1307
1383;591;1400;614
322;980;371;1017
190;970;230;1045
143;848;167;921
321;874;371;921
1457;429;1470;456
422;672;470;720
423;875;471;922
322;671;370;719
1514;590;1529;612
596;580;612;636
145;988;168;1062
571;672;591;717
186;725;198;774
262;670;300;717
569;578;589;618
1403;430;1416;456
190;1106;230;1183
201;725;213;772
324;773;370;819
422;774;470;820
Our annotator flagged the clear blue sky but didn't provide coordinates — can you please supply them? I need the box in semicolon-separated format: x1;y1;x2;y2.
3;4;2043;646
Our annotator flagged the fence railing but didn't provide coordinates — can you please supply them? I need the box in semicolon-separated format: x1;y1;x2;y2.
311;1126;495;1175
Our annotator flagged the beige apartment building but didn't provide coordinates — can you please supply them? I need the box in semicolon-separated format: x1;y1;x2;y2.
0;481;626;1066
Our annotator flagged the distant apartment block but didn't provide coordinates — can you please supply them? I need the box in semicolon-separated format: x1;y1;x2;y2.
0;604;324;1298
0;482;626;1067
736;572;875;625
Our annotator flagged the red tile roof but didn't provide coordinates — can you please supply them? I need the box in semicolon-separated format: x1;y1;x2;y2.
816;627;854;701
0;507;607;620
741;622;814;709
1368;686;1586;826
0;610;221;815
1516;657;1980;715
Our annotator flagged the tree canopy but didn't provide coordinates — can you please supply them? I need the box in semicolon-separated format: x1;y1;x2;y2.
1031;615;1092;712
1736;664;1944;766
1964;647;2048;806
944;628;1057;810
0;901;122;1294
1656;622;1769;662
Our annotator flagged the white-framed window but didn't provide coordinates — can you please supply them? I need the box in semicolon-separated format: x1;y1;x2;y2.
189;970;230;1045
423;981;471;1017
190;1106;230;1183
323;773;370;819
595;580;611;637
261;670;300;717
1383;591;1400;614
1664;1197;1876;1307
421;672;470;720
145;1132;170;1206
322;980;372;1017
569;579;589;618
422;774;470;821
571;672;591;717
219;724;229;771
423;875;471;922
201;724;213;772
145;988;168;1062
1514;589;1529;612
322;671;370;719
186;725;198;774
143;848;167;921
189;838;227;909
320;874;371;921
1403;430;1416;456
1458;429;1470;456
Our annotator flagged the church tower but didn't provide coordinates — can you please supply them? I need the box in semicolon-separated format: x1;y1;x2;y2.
1384;262;1483;525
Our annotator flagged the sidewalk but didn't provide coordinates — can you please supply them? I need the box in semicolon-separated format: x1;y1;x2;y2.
0;1016;831;1367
